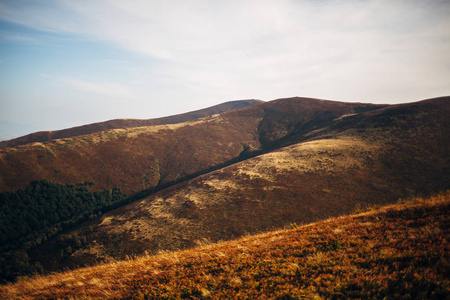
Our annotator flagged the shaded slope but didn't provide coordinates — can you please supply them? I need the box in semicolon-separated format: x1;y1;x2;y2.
255;97;383;147
0;97;381;194
0;100;263;149
3;193;449;299
330;96;450;195
31;97;450;271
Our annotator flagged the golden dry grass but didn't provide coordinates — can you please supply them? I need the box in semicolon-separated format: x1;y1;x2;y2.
67;135;383;263
1;192;448;299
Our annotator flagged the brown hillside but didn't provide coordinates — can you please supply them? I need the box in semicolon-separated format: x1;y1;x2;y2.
0;97;382;194
30;97;450;272
3;192;449;299
0;99;263;149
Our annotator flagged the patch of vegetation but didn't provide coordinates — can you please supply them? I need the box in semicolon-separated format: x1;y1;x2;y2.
0;180;125;283
1;192;448;299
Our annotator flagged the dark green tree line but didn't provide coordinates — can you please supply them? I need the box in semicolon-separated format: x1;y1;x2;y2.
0;180;124;283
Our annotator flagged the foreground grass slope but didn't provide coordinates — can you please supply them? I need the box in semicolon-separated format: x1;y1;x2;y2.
2;192;448;299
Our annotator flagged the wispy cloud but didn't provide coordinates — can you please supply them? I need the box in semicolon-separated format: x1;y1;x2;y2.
0;32;37;42
41;73;138;100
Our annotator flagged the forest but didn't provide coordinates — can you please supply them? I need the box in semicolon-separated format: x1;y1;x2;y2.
0;180;125;283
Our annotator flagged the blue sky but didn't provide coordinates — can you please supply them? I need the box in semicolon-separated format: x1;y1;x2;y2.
1;0;450;140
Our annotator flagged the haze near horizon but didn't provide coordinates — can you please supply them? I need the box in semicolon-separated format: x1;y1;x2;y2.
1;0;449;140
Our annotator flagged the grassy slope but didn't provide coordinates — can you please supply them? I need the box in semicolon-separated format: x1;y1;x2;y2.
1;192;448;299
59;137;389;265
0;110;263;195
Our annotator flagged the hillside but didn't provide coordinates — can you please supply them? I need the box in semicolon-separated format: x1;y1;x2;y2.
0;97;384;195
0;99;263;149
29;96;450;272
0;97;390;282
1;192;448;299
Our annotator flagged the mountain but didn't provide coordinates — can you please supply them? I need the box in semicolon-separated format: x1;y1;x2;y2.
28;96;450;273
2;192;448;299
0;96;449;282
0;97;383;195
0;99;263;149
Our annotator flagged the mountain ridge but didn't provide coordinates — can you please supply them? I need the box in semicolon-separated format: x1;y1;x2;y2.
0;99;263;149
0;97;384;194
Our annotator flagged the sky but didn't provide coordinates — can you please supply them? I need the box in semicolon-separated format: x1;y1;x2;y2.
1;0;449;140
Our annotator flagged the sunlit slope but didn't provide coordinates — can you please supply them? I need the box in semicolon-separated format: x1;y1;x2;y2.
0;100;263;149
3;192;448;299
30;97;450;271
65;137;387;264
0;97;380;194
